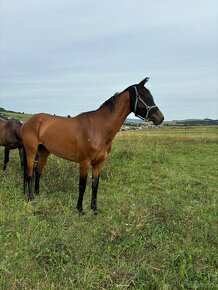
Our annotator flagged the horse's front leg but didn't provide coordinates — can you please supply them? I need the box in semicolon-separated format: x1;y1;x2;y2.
91;176;99;214
91;161;104;215
76;161;90;216
3;147;10;170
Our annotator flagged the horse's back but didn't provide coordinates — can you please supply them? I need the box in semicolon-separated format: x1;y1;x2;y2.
21;113;54;144
21;113;82;159
5;119;22;132
21;112;112;163
22;113;76;136
0;118;7;135
0;118;22;147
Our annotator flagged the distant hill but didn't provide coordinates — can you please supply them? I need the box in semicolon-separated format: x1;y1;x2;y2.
126;117;218;126
163;119;218;126
0;107;16;114
1;108;218;126
0;108;33;122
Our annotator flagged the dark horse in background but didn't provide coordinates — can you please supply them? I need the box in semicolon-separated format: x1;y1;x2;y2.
21;78;164;215
0;117;24;170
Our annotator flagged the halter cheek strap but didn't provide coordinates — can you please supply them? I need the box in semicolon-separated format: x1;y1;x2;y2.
132;86;158;121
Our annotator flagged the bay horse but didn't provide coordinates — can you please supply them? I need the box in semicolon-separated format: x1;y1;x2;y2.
21;78;164;215
0;117;24;170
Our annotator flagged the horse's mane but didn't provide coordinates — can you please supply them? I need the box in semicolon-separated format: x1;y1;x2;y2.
7;118;22;125
79;85;136;116
99;92;120;112
98;84;139;112
0;116;8;121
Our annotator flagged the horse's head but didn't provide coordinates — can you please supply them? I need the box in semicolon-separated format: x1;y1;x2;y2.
129;78;164;125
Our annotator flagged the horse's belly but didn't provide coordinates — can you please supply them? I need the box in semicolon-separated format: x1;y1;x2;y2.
44;140;79;162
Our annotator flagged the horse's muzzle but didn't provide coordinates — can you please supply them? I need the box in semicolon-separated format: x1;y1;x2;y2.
149;109;164;126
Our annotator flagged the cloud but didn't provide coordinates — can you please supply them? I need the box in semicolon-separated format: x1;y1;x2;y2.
0;0;217;119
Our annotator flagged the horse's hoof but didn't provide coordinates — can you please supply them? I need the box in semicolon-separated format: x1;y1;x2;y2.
78;210;86;216
93;209;101;215
33;210;43;216
3;166;6;171
28;197;35;203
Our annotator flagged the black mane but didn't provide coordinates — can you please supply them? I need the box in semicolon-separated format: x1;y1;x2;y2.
83;84;140;115
98;92;120;112
98;84;139;112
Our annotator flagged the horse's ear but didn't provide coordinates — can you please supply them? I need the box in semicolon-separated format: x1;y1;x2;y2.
139;77;150;86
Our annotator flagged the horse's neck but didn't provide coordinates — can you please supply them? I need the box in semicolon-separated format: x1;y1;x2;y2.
97;91;131;138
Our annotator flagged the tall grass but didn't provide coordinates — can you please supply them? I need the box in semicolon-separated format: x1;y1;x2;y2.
0;127;217;289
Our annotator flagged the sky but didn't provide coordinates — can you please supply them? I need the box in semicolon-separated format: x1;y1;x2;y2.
0;0;218;121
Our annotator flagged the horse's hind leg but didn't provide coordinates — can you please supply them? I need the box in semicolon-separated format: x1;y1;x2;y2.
3;147;10;170
34;146;50;195
91;161;104;214
25;149;37;201
77;161;90;216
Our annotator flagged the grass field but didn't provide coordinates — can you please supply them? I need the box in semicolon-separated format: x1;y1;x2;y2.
0;111;33;122
0;127;217;289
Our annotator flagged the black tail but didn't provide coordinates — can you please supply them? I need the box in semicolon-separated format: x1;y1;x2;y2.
23;147;27;195
18;147;25;171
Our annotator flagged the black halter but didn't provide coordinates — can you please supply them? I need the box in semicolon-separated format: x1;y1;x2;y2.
129;86;158;120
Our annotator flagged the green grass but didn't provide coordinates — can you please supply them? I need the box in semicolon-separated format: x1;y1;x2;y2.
0;111;33;122
0;127;217;289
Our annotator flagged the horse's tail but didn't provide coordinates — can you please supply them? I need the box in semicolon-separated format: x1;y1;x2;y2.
18;146;24;171
23;146;27;195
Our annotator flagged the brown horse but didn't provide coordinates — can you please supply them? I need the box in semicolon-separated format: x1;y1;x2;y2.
0;117;24;170
21;78;164;215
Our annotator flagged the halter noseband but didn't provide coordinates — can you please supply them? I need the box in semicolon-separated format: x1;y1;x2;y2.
130;86;158;121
